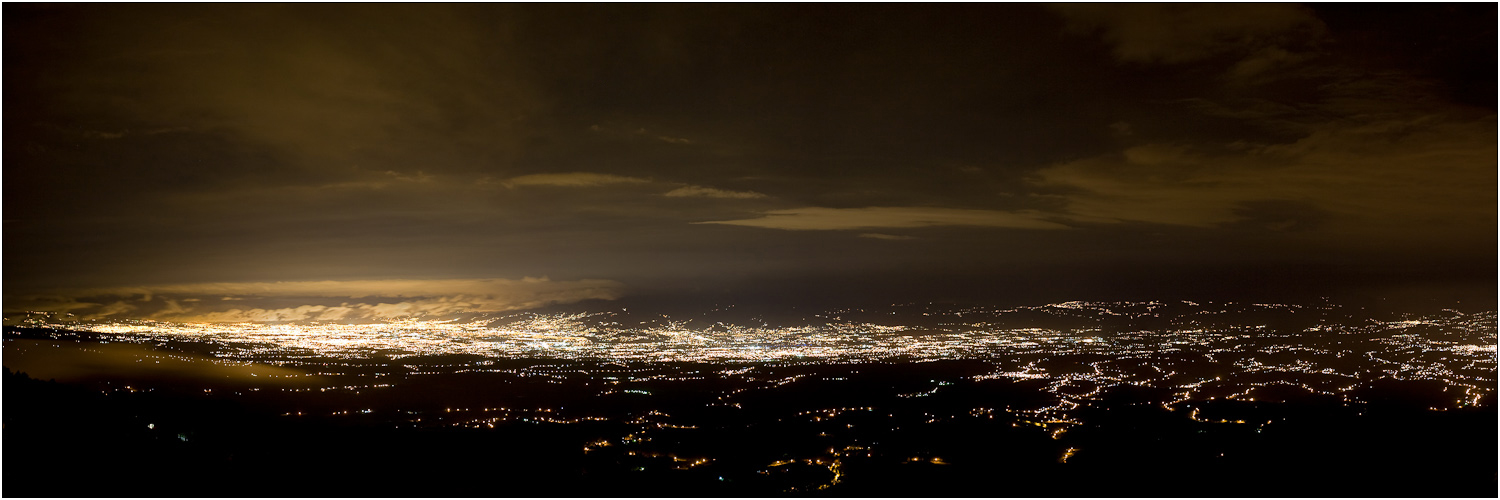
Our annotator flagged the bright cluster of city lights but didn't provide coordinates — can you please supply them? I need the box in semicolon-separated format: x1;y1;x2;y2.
18;302;1492;376
21;312;1131;362
10;302;1493;417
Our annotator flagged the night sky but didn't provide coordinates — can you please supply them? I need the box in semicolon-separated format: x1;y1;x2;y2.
5;4;1495;322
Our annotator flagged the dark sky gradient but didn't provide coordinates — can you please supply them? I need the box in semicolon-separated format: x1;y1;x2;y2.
5;4;1495;321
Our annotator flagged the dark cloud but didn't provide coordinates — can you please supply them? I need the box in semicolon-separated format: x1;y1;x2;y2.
1052;4;1324;65
1227;200;1330;233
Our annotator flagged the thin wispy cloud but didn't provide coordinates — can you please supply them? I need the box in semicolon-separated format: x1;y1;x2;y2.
501;172;650;188
858;233;916;241
663;185;767;199
696;207;1069;231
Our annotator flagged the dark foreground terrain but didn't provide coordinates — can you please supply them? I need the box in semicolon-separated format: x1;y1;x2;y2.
6;363;1494;497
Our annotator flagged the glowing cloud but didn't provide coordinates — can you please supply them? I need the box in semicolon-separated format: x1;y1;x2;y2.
24;277;625;323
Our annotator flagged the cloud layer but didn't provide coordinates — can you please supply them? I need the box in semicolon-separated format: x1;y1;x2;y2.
1032;80;1496;249
6;5;1492;309
16;278;624;323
